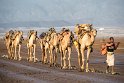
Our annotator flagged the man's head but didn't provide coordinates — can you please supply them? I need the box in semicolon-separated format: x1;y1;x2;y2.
109;37;114;42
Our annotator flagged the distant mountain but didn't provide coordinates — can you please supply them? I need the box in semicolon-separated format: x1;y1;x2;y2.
0;20;72;28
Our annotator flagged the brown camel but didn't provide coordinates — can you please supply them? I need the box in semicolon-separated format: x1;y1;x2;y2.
4;30;14;59
42;28;58;66
12;31;24;60
59;29;74;69
48;30;60;66
74;28;97;72
27;30;38;62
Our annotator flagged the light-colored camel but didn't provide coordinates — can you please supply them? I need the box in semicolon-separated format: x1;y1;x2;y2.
43;28;57;65
4;30;14;59
39;28;59;66
59;29;74;69
27;30;35;59
49;31;59;66
12;31;24;61
43;32;51;64
74;28;97;72
27;30;38;62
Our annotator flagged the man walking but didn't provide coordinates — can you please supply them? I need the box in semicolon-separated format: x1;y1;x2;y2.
106;37;120;74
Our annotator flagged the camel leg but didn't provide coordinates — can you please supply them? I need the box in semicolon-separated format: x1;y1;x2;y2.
54;48;58;66
49;49;53;66
40;45;43;62
12;46;15;59
28;47;31;61
28;45;31;61
76;46;82;70
61;51;64;68
63;50;67;69
8;47;11;59
42;46;45;63
68;47;72;69
44;48;48;64
60;46;63;68
14;46;17;60
6;43;10;59
10;46;14;59
29;47;33;62
86;47;91;72
27;44;30;61
18;44;22;61
33;44;36;62
81;48;85;72
7;46;10;59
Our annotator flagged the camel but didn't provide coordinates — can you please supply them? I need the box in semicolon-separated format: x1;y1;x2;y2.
39;28;60;66
43;32;51;64
12;31;24;61
27;30;38;62
42;28;58;66
48;30;60;66
74;26;97;72
39;32;48;63
59;29;74;69
4;30;14;59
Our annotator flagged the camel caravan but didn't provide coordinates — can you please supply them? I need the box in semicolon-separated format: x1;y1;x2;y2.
4;24;97;72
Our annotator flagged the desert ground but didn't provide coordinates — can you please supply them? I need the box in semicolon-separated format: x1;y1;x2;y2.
0;37;124;83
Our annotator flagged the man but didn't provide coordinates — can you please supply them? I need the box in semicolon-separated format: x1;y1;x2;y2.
106;37;120;75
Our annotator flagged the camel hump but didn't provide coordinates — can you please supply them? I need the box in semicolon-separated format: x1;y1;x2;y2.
39;32;46;39
74;24;93;35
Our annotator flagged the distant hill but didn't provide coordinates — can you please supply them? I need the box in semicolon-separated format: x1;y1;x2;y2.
0;20;72;28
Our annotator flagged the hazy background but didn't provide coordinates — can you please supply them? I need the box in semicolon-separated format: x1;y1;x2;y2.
0;0;124;27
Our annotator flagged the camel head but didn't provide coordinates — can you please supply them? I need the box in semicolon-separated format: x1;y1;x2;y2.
5;32;10;39
18;31;24;41
62;29;74;45
31;30;36;36
70;31;74;44
48;27;56;34
29;30;38;41
9;30;14;35
90;29;97;37
9;30;15;39
83;24;92;31
74;24;80;35
12;31;24;42
4;30;15;43
61;28;66;32
44;32;50;42
34;31;39;40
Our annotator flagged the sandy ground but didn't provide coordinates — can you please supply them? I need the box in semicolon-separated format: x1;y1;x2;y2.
0;37;124;83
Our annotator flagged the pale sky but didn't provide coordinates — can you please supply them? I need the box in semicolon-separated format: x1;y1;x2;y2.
0;0;124;27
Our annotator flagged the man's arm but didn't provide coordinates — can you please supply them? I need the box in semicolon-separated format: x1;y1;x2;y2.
115;42;120;50
106;42;113;46
101;44;106;50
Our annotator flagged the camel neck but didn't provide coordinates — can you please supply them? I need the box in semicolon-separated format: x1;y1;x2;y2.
90;34;95;43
